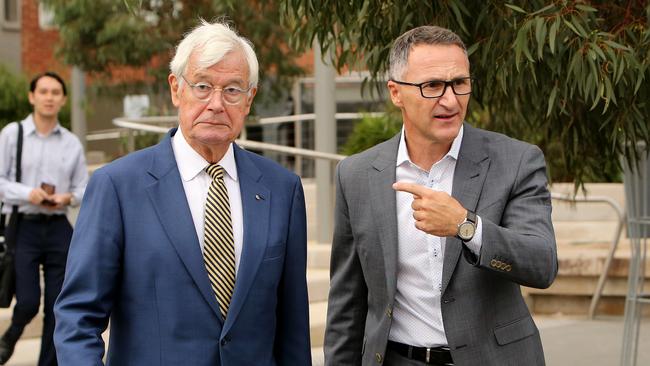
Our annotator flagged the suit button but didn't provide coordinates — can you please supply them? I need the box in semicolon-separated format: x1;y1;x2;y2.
220;337;230;346
505;264;512;272
443;297;455;304
375;353;383;363
490;259;498;267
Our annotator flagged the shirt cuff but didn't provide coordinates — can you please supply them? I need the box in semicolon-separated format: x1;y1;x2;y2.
464;215;483;256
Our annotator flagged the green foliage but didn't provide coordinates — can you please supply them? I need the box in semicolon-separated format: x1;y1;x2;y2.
0;64;71;130
0;64;31;128
281;0;650;186
42;0;304;103
341;105;402;155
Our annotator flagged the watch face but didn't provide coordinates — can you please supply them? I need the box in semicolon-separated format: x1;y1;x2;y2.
459;222;475;240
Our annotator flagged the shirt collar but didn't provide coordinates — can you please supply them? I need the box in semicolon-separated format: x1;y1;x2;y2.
23;114;62;136
396;124;464;167
173;127;238;182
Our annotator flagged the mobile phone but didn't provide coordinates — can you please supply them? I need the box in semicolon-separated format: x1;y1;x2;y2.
40;182;56;206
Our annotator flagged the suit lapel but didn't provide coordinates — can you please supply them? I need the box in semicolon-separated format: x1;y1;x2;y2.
442;123;490;294
145;129;223;320
222;145;270;334
369;134;401;300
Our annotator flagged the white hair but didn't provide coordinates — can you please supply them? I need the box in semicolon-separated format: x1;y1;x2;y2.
170;19;259;88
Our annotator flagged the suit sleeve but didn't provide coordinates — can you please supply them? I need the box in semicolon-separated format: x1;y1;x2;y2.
54;171;124;365
324;162;368;366
473;144;558;289
274;176;312;365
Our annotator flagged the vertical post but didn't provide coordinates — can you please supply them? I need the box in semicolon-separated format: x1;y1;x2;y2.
314;42;336;245
620;143;650;366
71;67;87;150
292;80;303;177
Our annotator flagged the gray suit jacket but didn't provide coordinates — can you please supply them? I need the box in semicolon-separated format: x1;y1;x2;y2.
324;123;557;366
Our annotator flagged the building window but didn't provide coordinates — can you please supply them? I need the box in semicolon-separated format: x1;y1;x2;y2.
1;0;20;29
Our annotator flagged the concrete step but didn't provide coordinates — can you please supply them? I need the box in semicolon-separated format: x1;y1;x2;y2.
308;269;330;303
307;243;331;270
309;301;327;348
524;241;650;316
552;221;620;245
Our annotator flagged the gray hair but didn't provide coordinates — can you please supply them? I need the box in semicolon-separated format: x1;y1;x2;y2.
170;19;259;88
388;25;467;80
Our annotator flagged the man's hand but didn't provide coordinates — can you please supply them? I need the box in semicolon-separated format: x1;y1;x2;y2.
28;188;51;206
393;181;467;237
46;193;73;210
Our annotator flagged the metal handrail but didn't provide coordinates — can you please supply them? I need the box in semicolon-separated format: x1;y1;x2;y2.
112;116;347;162
550;192;626;319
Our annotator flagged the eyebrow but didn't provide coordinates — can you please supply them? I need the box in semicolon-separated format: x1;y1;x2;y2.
192;72;247;87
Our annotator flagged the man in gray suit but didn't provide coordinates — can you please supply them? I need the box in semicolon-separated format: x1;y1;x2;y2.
324;25;558;366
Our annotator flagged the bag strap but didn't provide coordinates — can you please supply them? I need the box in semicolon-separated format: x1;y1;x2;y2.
11;122;23;216
0;122;23;237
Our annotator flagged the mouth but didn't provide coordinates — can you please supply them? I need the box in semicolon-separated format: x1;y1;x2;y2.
195;120;229;126
433;112;458;121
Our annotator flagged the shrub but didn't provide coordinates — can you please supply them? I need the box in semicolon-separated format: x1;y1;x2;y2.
341;105;402;155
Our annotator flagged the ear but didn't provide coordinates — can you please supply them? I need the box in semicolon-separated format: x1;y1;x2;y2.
387;80;403;108
28;92;35;106
168;74;181;107
243;87;257;115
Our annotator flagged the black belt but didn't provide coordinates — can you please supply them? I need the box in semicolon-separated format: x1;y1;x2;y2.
21;214;66;222
387;340;453;365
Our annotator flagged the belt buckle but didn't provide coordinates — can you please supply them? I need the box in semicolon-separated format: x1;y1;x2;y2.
426;347;431;363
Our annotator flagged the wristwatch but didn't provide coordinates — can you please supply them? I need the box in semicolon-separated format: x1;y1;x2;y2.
457;210;477;242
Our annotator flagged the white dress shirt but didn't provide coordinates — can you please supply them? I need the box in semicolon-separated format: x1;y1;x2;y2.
172;128;244;274
389;125;483;347
0;115;88;214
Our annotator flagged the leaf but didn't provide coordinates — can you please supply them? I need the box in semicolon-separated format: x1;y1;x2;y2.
535;17;547;59
449;1;468;34
590;43;606;61
530;4;555;16
576;4;598;13
547;84;558;117
505;4;527;14
549;17;560;54
564;19;584;38
466;42;480;57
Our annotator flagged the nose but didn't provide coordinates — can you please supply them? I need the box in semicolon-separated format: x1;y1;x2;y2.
206;90;226;113
437;84;459;107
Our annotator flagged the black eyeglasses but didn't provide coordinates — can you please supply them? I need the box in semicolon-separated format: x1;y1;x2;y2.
390;77;474;98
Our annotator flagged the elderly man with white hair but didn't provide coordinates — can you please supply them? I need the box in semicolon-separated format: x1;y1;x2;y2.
54;20;311;366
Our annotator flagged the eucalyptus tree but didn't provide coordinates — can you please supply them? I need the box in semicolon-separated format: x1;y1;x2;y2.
281;1;650;185
40;0;304;102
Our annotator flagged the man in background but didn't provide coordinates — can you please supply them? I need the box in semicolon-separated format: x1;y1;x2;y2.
0;71;88;366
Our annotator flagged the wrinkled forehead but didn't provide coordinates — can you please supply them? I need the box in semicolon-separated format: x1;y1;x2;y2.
405;44;470;80
186;50;249;81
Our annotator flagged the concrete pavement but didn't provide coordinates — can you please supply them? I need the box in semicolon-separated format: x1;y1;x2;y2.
3;316;648;365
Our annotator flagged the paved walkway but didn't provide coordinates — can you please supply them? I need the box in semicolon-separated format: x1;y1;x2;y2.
3;316;648;365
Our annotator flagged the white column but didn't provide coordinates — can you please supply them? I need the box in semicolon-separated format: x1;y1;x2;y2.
314;43;336;245
71;66;87;150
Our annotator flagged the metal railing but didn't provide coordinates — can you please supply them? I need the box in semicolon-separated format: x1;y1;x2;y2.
110;114;365;163
550;192;626;319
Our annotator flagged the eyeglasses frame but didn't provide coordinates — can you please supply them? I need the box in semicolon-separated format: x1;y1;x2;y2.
180;75;252;105
390;77;475;99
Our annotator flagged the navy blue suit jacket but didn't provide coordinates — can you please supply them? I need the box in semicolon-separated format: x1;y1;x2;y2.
54;129;311;365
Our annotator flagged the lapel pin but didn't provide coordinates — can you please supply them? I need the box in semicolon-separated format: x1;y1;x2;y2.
255;194;264;201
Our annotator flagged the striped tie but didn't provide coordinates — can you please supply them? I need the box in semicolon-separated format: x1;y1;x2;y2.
203;164;236;318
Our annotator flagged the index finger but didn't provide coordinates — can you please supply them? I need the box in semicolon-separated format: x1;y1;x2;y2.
392;181;430;197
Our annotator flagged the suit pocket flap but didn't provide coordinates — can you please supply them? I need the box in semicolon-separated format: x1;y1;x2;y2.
263;244;285;260
493;316;536;346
